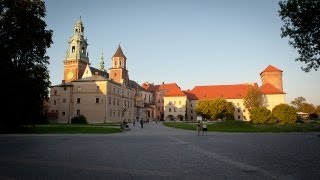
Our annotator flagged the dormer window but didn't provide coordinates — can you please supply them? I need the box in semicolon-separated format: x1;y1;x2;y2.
72;46;75;53
81;47;84;54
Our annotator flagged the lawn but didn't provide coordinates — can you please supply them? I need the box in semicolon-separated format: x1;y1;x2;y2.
163;120;320;132
18;124;122;134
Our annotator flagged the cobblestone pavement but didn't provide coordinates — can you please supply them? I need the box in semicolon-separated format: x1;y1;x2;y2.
0;122;320;180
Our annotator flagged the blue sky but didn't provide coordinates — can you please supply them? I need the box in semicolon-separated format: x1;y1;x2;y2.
45;0;319;105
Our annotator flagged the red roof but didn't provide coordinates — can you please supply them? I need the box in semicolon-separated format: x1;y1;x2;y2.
113;45;126;59
260;65;282;75
143;83;181;96
182;90;198;100
260;83;285;94
190;83;257;100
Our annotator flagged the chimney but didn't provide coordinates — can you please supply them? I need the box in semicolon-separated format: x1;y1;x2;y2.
162;82;164;85
62;80;65;84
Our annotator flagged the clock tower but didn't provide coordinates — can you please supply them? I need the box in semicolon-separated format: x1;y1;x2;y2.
109;45;130;87
63;17;89;83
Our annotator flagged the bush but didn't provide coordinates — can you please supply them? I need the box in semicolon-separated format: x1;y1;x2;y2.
71;115;88;124
309;113;318;119
272;104;297;124
250;107;273;124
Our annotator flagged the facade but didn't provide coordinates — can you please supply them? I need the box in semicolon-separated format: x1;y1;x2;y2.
48;18;141;123
48;18;286;123
158;65;285;121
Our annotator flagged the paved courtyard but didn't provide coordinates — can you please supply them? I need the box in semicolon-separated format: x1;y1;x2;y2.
0;122;320;180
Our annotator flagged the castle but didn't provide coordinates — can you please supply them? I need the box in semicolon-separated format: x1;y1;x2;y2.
48;18;285;123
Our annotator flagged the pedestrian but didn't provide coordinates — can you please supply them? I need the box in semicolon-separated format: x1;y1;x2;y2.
202;120;207;135
196;120;202;136
140;118;144;128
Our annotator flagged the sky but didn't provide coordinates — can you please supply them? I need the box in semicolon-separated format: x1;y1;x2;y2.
44;0;320;105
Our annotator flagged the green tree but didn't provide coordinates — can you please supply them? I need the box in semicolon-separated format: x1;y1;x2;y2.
316;105;320;115
243;86;264;112
195;98;235;120
249;107;274;124
301;103;316;114
272;104;298;124
278;0;320;72
0;0;53;131
290;96;306;111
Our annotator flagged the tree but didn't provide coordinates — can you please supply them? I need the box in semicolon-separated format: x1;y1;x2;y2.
272;104;298;124
278;0;320;72
249;107;274;124
195;98;235;120
300;103;316;114
290;96;306;111
0;0;53;131
243;86;264;112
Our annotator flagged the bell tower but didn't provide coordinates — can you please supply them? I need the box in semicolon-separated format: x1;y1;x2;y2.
63;17;90;83
109;45;130;87
260;65;283;92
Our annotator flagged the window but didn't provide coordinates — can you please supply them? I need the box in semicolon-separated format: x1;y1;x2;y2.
64;87;67;91
113;111;115;117
96;97;100;103
191;110;193;114
169;108;171;112
238;109;240;113
113;98;116;105
191;116;193;120
54;90;57;95
77;98;80;104
63;99;66;103
117;99;119;105
81;47;84;54
174;101;176;105
109;97;111;104
77;86;81;91
77;109;80;115
120;60;122;66
72;46;75;53
190;103;193;107
97;86;99;91
174;108;176;112
114;73;117;77
238;116;240;120
53;100;56;105
237;102;240;106
243;109;246;112
110;109;112;116
62;112;65;116
179;101;181;105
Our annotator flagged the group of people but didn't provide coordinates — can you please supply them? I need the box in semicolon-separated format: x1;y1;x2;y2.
196;120;208;135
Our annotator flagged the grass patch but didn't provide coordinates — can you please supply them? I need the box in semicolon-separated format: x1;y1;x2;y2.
18;124;122;134
163;120;320;132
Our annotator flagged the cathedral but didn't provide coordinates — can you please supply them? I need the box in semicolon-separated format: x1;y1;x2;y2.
48;18;285;123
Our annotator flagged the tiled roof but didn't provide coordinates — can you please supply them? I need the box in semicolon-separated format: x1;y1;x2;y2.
165;90;186;97
89;66;109;78
260;65;282;75
74;75;107;82
113;45;126;59
190;84;257;100
260;83;285;94
144;83;181;96
182;90;198;100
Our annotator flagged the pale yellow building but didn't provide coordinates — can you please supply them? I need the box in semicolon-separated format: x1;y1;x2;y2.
48;18;142;123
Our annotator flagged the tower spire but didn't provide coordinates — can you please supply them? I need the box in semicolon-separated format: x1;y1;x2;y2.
99;53;106;72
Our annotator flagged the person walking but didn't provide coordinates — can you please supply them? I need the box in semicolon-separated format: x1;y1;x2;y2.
202;120;208;135
140;118;144;128
196;120;202;136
